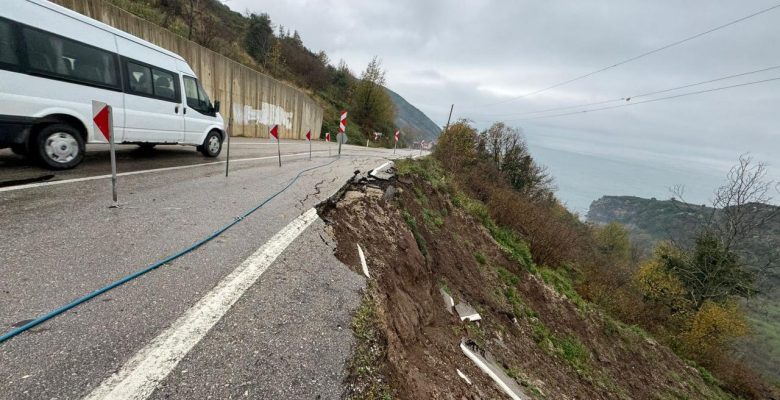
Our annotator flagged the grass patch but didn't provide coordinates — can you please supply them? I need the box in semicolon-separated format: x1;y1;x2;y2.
487;224;535;272
531;319;552;345
395;158;447;191
465;323;486;348
497;266;521;286
539;267;586;309
558;335;589;372
422;208;444;229
474;251;487;265
450;189;535;272
530;318;592;374
412;186;429;205
347;286;392;400
402;210;428;259
696;364;718;386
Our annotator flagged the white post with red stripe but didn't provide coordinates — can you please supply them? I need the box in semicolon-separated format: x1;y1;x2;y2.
337;111;347;157
325;132;331;157
270;124;281;167
92;100;117;206
305;129;312;160
393;130;399;154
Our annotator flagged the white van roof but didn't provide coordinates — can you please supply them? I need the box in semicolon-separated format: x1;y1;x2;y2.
28;0;187;63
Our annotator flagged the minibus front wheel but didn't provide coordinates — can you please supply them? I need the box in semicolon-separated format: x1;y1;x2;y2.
35;124;85;170
199;130;222;157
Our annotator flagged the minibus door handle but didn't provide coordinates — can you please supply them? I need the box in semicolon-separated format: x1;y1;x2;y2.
183;108;187;115
175;105;179;114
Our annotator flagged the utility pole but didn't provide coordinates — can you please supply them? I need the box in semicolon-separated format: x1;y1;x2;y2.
225;67;234;177
443;103;454;134
444;104;455;133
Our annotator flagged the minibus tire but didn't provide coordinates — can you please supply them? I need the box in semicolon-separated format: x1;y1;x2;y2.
200;130;222;157
35;124;85;170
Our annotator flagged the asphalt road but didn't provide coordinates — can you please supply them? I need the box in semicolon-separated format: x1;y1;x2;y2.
0;138;420;399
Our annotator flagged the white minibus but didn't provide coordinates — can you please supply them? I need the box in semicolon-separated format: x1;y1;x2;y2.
0;0;225;169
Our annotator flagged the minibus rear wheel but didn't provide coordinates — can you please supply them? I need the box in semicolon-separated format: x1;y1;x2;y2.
199;130;222;157
35;124;85;170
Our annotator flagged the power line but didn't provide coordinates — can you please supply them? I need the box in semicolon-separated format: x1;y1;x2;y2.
498;76;780;122
475;2;780;108
480;65;780;118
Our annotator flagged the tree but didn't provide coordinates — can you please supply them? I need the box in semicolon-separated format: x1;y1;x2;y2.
292;30;303;46
434;119;478;171
636;247;690;314
709;155;780;252
594;222;632;263
681;300;749;362
476;122;553;200
193;13;219;47
664;155;778;307
186;0;199;40
351;56;395;137
159;0;183;27
244;13;274;66
266;40;284;72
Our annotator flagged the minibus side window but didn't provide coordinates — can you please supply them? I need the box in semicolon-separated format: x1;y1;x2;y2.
196;82;211;111
0;19;20;68
152;69;176;100
183;76;199;109
183;76;213;115
21;27;119;88
127;62;152;95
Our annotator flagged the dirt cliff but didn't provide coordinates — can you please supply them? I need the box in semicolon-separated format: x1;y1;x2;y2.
320;163;734;399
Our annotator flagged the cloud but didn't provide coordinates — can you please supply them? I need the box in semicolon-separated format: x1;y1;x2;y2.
228;0;780;177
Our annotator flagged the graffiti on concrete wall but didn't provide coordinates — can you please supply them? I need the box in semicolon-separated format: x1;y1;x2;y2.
233;103;294;129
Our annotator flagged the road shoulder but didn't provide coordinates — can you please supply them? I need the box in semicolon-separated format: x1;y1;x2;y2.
148;217;365;399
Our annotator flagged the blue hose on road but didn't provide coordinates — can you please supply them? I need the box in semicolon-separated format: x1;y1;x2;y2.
0;157;342;344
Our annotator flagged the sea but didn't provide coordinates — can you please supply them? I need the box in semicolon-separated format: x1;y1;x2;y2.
523;132;757;218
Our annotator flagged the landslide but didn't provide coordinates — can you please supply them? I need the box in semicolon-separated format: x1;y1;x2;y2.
319;160;734;400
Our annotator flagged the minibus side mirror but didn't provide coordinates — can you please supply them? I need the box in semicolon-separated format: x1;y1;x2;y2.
213;100;221;114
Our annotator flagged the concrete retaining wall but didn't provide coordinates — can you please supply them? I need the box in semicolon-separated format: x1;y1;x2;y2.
50;0;323;139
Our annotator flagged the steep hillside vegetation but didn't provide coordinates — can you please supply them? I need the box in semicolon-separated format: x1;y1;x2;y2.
355;120;777;398
320;158;735;399
589;195;780;383
105;0;440;143
385;88;442;142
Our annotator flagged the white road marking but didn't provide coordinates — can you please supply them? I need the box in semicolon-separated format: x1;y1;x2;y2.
457;369;472;385
460;342;524;400
228;142;297;146
370;161;392;177
357;244;370;278
0;151;327;193
83;208;320;400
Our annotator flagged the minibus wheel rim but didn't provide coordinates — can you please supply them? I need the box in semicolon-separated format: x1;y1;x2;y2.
207;135;220;154
44;132;79;163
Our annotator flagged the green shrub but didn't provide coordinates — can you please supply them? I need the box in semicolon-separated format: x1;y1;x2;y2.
422;208;444;228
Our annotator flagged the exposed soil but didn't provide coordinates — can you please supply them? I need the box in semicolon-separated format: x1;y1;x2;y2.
319;169;732;400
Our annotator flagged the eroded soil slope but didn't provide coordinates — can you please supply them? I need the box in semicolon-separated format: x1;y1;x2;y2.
320;168;733;400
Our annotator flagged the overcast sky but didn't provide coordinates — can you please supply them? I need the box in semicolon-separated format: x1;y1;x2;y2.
228;0;779;190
